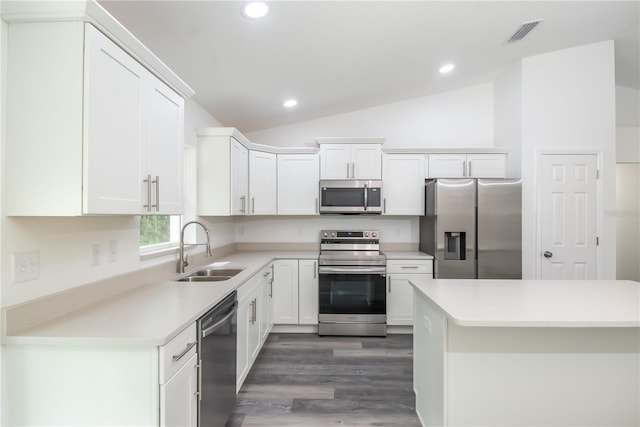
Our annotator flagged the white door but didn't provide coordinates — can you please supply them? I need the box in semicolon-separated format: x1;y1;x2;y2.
146;75;184;215
386;274;415;326
159;353;198;427
231;139;249;215
249;151;277;215
351;144;382;179
272;260;299;324
540;154;598;279
382;154;425;215
427;154;467;178
83;24;145;214
466;154;507;178
298;260;318;325
320;144;351;179
277;154;320;215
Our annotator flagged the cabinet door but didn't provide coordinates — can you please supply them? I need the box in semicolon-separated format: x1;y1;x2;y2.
320;144;351;179
272;260;299;324
236;296;251;391
231;139;249;215
427;154;467;178
298;260;318;325
467;154;507;178
277;154;320;215
352;144;382;179
249;151;277;215
160;352;198;427
84;24;145;214
146;76;184;214
249;291;262;362
261;266;274;343
383;154;425;215
386;274;419;326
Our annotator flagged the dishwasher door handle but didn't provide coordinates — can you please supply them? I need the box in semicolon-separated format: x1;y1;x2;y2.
201;301;238;338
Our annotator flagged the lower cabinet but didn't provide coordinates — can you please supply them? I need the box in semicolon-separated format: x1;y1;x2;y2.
236;273;263;391
386;259;433;326
159;352;198;427
272;259;318;326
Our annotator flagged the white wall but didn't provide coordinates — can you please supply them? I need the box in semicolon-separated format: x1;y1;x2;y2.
246;83;494;149
616;85;640;127
494;62;522;178
520;41;617;279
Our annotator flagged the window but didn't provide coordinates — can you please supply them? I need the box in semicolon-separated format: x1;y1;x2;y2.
139;215;182;253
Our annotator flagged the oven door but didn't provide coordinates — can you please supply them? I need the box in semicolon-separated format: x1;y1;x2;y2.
318;266;386;322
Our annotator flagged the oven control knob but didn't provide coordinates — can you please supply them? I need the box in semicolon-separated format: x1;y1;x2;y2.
372;232;378;238
323;232;328;238
364;232;369;237
331;232;336;237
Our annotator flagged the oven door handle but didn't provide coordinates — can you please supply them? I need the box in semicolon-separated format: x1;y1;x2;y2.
318;266;386;275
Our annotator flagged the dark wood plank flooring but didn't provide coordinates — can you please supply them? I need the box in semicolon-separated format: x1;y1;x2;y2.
226;333;421;427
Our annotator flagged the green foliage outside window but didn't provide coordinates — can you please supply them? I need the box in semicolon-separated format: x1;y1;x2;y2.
139;215;171;246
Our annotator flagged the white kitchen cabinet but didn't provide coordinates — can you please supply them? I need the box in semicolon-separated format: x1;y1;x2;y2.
277;154;320;215
428;153;506;178
318;140;383;180
382;154;426;215
249;151;277;215
231;140;250;215
272;260;300;324
159;323;198;427
298;260;319;325
6;22;184;215
236;273;263;390
260;264;274;343
386;259;433;326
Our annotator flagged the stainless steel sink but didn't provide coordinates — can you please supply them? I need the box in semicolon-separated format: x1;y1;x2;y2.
175;267;244;282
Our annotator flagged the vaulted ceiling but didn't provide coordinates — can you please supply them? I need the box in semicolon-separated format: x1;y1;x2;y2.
99;1;640;132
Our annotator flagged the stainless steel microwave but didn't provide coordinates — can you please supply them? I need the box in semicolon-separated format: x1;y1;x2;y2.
319;180;382;214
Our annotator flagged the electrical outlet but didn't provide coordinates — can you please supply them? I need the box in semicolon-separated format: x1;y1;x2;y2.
108;240;118;263
13;251;40;283
91;244;102;266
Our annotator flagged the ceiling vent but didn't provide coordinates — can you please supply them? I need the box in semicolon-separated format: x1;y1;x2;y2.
505;19;544;44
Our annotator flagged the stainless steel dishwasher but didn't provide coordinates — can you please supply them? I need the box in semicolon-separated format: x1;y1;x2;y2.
197;291;238;427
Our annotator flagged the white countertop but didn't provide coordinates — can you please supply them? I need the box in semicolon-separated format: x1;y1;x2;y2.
385;251;433;260
410;278;640;327
4;251;318;346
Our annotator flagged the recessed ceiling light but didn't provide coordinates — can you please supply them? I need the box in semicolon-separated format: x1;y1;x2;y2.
439;63;455;74
283;99;298;108
243;2;269;19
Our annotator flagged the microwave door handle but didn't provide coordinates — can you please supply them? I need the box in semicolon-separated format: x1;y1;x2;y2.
363;183;368;211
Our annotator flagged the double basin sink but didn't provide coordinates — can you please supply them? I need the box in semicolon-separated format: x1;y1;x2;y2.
175;267;244;283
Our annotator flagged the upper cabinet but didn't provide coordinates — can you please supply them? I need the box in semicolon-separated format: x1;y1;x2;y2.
249;151;277;215
4;5;190;216
428;153;506;178
277;154;320;215
317;138;385;180
382;154;426;215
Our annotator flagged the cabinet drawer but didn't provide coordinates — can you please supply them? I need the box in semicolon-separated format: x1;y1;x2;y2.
159;323;197;383
237;274;262;303
387;260;433;274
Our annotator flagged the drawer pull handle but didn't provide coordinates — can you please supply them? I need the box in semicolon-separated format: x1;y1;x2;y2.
401;266;420;269
172;341;197;362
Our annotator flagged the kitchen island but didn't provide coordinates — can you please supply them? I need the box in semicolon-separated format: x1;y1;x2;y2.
410;278;640;427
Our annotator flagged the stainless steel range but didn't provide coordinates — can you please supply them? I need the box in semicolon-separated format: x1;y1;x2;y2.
318;230;387;336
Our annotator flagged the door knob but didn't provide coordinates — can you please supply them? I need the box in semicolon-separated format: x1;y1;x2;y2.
543;251;553;258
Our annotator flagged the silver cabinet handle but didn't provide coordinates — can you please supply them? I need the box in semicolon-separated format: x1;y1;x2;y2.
316;198;319;214
346;163;350;179
388;275;391;293
240;195;246;213
153;175;160;212
352;162;355;178
196;359;202;400
251;197;255;214
383;198;387;214
250;299;257;324
143;174;152;212
314;261;317;279
543;251;553;258
172;341;197;362
401;265;420;269
269;280;273;298
468;160;472;177
463;160;467;177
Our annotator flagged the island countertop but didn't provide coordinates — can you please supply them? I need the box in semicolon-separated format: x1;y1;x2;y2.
409;278;640;327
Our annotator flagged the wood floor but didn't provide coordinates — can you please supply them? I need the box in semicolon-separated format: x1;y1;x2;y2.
226;333;421;427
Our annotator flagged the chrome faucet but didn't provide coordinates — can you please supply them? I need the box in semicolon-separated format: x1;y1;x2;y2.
178;221;213;273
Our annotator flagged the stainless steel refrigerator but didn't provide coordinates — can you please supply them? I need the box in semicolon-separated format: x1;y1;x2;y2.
419;178;522;279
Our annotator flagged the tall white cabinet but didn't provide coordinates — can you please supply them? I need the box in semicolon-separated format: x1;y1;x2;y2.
5;20;187;216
